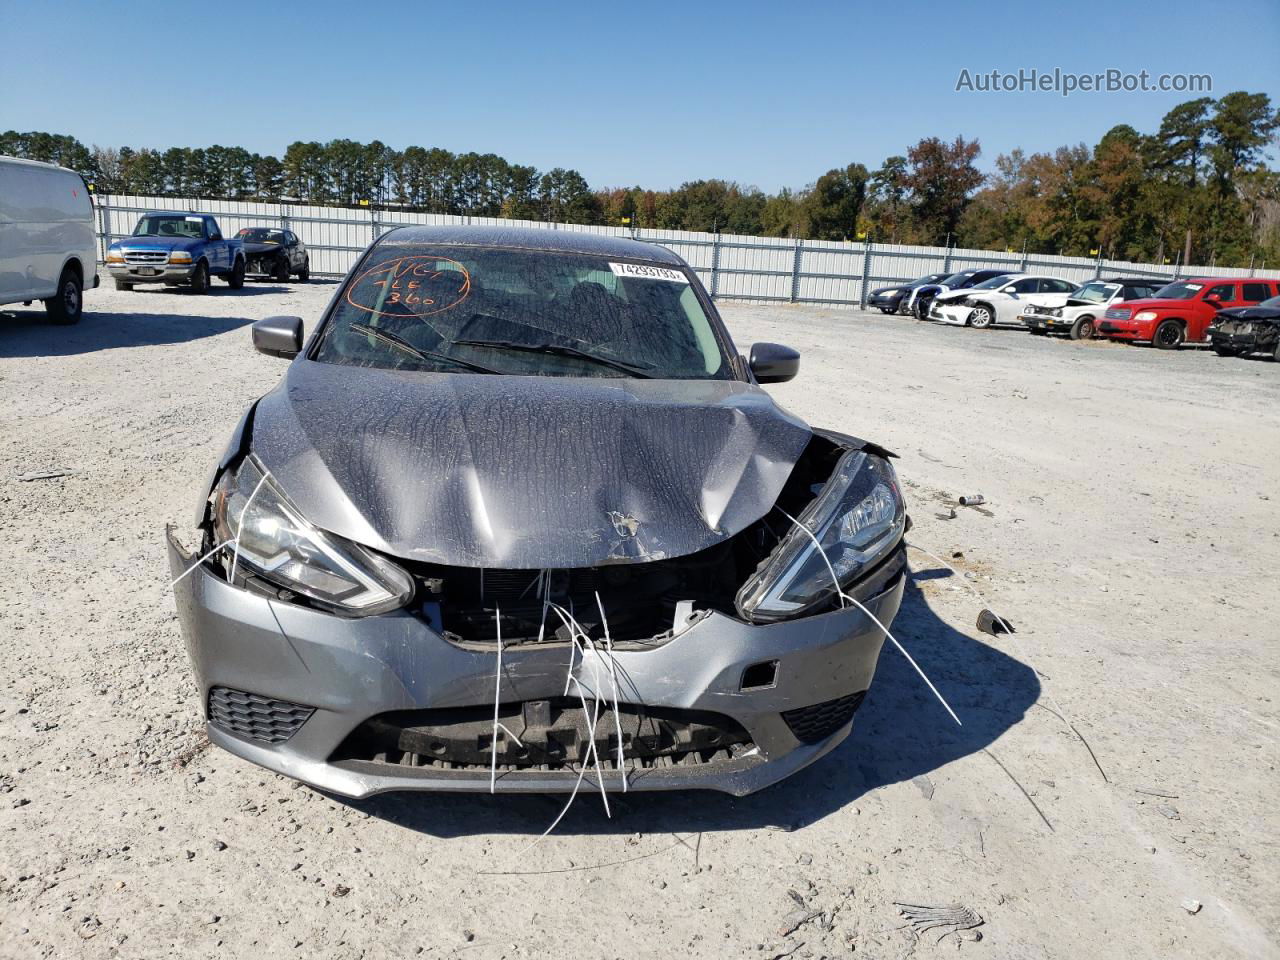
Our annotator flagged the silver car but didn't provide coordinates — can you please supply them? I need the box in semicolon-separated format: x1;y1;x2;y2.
167;225;908;798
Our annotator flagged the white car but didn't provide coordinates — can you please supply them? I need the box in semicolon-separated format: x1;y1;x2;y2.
1019;277;1165;339
931;274;1079;328
0;155;97;324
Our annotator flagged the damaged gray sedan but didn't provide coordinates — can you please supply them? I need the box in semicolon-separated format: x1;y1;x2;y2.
168;225;908;798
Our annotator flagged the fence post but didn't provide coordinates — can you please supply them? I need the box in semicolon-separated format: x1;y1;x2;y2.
790;240;803;303
100;201;112;263
1094;250;1103;280
710;229;722;300
280;203;291;235
1019;239;1028;272
859;239;873;309
942;233;953;273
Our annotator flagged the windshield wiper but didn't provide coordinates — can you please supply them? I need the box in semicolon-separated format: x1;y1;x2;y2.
347;322;501;374
452;339;656;378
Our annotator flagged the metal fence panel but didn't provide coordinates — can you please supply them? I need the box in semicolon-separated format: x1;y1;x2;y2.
93;194;1280;308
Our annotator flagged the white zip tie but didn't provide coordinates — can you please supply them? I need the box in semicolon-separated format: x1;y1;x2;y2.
550;604;612;817
904;541;1107;781
595;591;628;792
491;608;504;794
776;508;961;727
169;539;236;589
228;466;272;585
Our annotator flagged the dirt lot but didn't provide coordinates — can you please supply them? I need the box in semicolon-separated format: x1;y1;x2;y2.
2;280;1278;960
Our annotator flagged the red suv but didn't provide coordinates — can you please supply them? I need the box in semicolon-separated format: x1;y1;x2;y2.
1098;277;1279;349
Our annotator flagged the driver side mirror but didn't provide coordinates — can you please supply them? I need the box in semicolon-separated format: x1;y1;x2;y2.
209;232;222;242
253;316;304;359
749;341;800;384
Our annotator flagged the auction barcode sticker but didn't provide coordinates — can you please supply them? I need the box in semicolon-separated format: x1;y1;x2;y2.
609;262;689;283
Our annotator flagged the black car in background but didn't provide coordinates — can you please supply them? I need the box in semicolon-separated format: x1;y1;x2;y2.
1207;294;1280;360
237;227;310;282
866;273;949;315
911;268;1016;320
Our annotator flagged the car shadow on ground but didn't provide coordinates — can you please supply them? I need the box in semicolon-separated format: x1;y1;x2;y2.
0;309;256;357
344;573;1041;838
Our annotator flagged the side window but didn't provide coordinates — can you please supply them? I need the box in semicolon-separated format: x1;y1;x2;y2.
205;219;218;239
1013;278;1040;293
1242;282;1270;303
1053;279;1075;293
1204;283;1234;302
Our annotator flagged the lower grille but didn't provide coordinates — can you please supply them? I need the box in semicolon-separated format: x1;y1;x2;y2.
782;692;866;744
332;698;754;772
208;686;314;744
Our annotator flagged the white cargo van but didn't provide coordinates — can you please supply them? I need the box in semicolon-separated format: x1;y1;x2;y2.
0;156;98;323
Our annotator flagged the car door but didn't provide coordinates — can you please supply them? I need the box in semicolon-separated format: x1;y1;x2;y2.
286;231;304;270
205;218;227;273
1241;281;1272;306
995;277;1042;323
1195;283;1238;341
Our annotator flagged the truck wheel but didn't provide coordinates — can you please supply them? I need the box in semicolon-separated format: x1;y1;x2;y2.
274;257;290;282
1153;319;1183;349
298;258;310;283
1070;316;1096;340
114;280;133;292
226;257;245;289
45;267;83;325
969;304;994;328
189;261;210;295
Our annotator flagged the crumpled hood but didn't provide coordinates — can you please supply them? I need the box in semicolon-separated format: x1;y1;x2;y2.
249;361;813;568
242;241;283;255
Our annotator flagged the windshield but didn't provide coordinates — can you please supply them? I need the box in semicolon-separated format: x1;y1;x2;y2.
238;228;286;244
132;215;205;238
1071;282;1119;303
313;244;730;379
1151;281;1204;300
909;273;948;288
972;275;1013;290
1258;295;1280;309
940;272;975;286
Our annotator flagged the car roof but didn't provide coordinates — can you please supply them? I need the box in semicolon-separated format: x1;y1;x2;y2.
1182;276;1252;285
0;155;80;174
1102;277;1164;285
376;224;684;265
140;211;212;218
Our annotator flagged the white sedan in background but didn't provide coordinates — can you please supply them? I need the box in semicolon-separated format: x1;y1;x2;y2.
931;274;1079;328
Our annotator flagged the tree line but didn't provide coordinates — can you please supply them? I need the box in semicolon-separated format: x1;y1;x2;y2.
4;90;1276;268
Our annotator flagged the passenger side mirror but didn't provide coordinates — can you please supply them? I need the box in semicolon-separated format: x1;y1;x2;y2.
749;342;800;384
252;316;304;359
210;232;222;242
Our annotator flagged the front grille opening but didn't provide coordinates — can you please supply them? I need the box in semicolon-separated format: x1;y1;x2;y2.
406;433;847;648
331;699;755;772
782;691;867;744
208;686;314;744
740;659;779;690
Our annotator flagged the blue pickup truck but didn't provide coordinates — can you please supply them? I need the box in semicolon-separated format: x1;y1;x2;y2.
106;213;245;293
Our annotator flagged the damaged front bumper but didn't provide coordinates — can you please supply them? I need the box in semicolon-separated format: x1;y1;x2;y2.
167;529;905;798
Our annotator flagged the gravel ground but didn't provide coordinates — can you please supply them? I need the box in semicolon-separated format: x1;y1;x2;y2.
2;279;1278;960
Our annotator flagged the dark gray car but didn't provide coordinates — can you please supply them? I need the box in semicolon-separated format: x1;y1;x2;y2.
167;225;908;798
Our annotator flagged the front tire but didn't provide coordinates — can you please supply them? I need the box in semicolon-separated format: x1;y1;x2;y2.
274;256;291;282
1153;319;1183;350
45;267;83;324
1070;315;1096;340
969;304;994;328
189;261;210;295
298;259;310;283
226;257;245;289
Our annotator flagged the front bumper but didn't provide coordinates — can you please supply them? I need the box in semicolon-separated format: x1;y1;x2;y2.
108;263;195;284
1021;313;1067;333
167;531;905;798
934;304;971;325
1098;319;1146;340
868;293;903;310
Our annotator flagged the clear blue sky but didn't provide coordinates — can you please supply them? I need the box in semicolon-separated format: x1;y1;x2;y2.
2;0;1277;191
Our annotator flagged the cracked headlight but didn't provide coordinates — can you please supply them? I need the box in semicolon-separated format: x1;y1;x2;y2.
737;451;906;621
211;456;413;615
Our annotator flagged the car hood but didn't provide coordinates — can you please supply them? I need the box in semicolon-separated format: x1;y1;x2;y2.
1108;297;1189;312
116;236;202;252
249;360;814;568
1215;305;1280;321
242;241;283;255
872;286;903;295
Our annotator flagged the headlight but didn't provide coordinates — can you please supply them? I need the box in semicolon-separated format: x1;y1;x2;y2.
169;251;193;264
106;250;124;263
736;451;905;621
211;457;413;615
1134;311;1157;322
1050;308;1062;317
